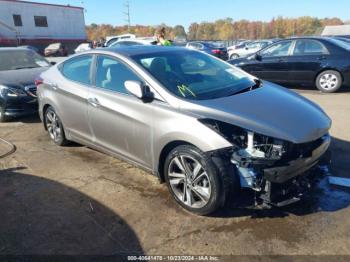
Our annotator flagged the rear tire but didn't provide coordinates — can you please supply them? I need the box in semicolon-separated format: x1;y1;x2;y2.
164;145;233;215
316;70;342;93
230;53;239;60
44;106;68;146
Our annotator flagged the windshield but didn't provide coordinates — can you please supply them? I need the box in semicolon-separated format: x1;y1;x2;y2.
131;50;256;100
0;49;50;71
329;38;350;51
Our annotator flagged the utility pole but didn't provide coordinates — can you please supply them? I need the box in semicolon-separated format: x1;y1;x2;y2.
123;0;131;32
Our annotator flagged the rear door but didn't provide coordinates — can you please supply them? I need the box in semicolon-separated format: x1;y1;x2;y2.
245;40;294;83
287;39;330;84
56;55;93;142
88;54;154;168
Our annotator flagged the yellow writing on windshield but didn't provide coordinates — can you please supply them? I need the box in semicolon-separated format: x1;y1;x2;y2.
177;84;196;97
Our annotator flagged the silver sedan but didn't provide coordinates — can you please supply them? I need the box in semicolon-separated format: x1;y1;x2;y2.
37;46;331;215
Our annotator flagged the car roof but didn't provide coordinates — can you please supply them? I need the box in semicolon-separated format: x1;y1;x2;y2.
0;47;32;52
101;45;188;56
115;38;156;44
283;36;334;41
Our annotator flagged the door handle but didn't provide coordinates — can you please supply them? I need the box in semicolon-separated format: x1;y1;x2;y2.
87;97;100;107
47;82;58;90
278;58;286;63
318;56;326;61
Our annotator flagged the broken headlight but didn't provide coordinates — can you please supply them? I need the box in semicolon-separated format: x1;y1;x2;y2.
199;118;286;161
239;131;285;160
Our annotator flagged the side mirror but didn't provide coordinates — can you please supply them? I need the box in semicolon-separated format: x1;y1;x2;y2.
255;53;262;61
245;47;249;50
50;61;56;65
125;80;144;99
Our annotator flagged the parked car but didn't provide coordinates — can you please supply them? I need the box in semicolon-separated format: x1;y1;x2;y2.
227;40;252;56
19;45;39;54
0;48;51;122
186;41;228;60
105;34;136;47
37;46;331;215
74;43;93;53
335;36;350;44
110;38;158;47
229;37;350;92
228;40;274;59
44;43;68;57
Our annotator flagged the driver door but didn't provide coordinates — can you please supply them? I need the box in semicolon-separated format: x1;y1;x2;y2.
247;40;295;83
88;55;154;168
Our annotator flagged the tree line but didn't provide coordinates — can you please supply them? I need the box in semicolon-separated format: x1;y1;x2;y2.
86;16;346;41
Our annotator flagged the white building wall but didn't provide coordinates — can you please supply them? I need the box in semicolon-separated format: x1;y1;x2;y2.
0;0;86;40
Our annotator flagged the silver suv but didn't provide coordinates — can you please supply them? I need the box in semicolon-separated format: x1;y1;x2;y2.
37;46;331;215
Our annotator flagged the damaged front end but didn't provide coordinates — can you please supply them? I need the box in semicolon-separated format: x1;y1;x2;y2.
200;119;331;208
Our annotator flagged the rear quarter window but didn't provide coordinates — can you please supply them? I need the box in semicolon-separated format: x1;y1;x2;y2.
60;55;93;85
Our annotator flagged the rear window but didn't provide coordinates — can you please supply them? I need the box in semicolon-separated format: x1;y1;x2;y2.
293;40;328;55
329;38;350;51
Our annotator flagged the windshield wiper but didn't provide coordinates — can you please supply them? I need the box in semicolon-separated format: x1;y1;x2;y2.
229;79;262;96
14;66;38;70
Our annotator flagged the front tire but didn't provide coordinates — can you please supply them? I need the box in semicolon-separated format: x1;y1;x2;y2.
44;106;68;146
164;145;224;215
316;70;342;93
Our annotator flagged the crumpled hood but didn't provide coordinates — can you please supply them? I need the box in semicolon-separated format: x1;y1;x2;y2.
0;67;48;87
179;82;331;144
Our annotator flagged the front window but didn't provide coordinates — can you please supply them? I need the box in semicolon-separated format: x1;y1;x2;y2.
131;50;256;100
95;55;141;94
0;50;50;71
260;41;293;57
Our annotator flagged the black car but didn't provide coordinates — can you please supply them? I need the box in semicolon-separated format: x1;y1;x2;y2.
186;41;228;60
0;48;50;122
229;37;350;92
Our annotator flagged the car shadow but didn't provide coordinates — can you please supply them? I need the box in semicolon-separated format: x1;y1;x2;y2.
6;114;42;124
0;167;144;257
211;136;350;219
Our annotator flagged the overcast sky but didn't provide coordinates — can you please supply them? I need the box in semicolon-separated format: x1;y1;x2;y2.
28;0;350;29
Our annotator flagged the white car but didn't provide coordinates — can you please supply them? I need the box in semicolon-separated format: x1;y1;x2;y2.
228;40;273;59
109;38;158;47
74;43;92;53
105;34;136;47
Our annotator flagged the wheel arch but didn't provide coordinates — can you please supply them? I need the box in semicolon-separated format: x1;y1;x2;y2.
42;103;52;130
157;140;194;183
314;67;344;84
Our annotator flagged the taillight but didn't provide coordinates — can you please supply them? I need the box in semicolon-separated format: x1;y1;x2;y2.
212;49;221;54
35;77;43;87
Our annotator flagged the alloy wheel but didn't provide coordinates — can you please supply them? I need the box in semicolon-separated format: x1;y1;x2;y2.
168;155;211;209
46;110;62;142
319;73;339;90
